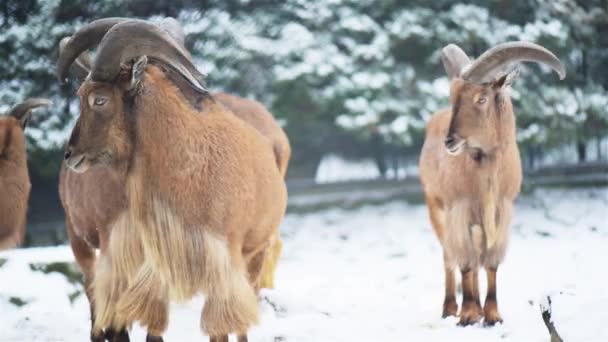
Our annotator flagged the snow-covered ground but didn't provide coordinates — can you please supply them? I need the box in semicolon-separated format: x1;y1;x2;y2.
1;187;607;341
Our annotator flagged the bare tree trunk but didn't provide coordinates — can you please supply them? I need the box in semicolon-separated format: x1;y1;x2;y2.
577;140;587;162
371;130;387;178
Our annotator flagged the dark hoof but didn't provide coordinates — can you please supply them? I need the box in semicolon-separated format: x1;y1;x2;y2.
146;334;164;342
483;300;503;326
483;317;503;327
90;334;105;342
483;310;503;326
458;302;482;326
105;329;130;342
442;298;459;318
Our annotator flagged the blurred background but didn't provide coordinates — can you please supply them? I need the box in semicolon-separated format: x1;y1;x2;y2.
0;0;606;245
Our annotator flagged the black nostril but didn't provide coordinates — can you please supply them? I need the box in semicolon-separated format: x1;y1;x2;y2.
444;136;455;146
64;149;72;160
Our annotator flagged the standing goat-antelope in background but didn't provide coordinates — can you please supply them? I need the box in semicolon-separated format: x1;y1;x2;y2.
57;18;287;342
419;42;565;326
0;99;51;250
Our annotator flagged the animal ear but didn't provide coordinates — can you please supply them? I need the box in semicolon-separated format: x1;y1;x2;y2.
492;68;519;90
128;55;148;90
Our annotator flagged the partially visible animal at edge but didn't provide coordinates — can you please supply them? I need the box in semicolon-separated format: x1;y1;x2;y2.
0;99;51;250
419;41;565;326
58;17;287;342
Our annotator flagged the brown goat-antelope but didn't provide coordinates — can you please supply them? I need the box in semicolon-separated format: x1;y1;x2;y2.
0;99;51;250
419;42;565;326
59;19;289;341
59;18;290;296
58;18;287;342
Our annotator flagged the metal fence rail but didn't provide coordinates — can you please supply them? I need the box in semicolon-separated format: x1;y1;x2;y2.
22;162;608;246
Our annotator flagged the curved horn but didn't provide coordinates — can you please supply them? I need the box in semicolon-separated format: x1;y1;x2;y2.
91;20;206;93
7;98;52;123
159;17;186;47
441;44;471;80
59;37;92;81
56;17;131;82
462;41;566;82
158;17;193;60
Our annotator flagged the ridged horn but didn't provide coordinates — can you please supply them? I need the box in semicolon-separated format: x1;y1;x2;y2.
7;98;52;127
441;44;471;80
90;19;205;93
462;41;566;82
56;17;131;82
59;37;92;81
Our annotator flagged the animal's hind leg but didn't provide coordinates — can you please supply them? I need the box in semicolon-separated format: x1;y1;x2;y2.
209;336;228;342
260;233;282;289
246;243;269;294
65;217;109;342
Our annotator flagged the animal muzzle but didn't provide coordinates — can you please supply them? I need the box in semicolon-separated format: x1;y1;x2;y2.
64;147;90;173
444;134;466;156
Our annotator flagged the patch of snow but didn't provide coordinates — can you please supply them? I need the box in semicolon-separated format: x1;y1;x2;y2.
315;153;380;183
0;188;607;341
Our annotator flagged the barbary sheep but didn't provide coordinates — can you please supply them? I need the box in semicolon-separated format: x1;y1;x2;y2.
58;18;287;342
0;99;51;250
419;42;565;326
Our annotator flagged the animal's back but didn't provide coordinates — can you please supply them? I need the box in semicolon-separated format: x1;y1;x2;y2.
214;92;291;177
0;120;30;249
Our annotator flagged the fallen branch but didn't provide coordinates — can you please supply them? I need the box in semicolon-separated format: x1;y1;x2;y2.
540;295;564;342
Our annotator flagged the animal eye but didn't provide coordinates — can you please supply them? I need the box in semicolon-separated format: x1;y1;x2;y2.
88;94;108;107
94;97;108;106
477;97;487;105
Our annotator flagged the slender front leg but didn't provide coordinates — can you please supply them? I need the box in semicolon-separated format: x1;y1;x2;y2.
442;254;458;318
458;268;482;326
483;267;503;326
237;335;249;342
65;218;107;342
472;269;483;317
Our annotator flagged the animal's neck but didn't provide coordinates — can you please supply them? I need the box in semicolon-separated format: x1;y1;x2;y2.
128;73;216;198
